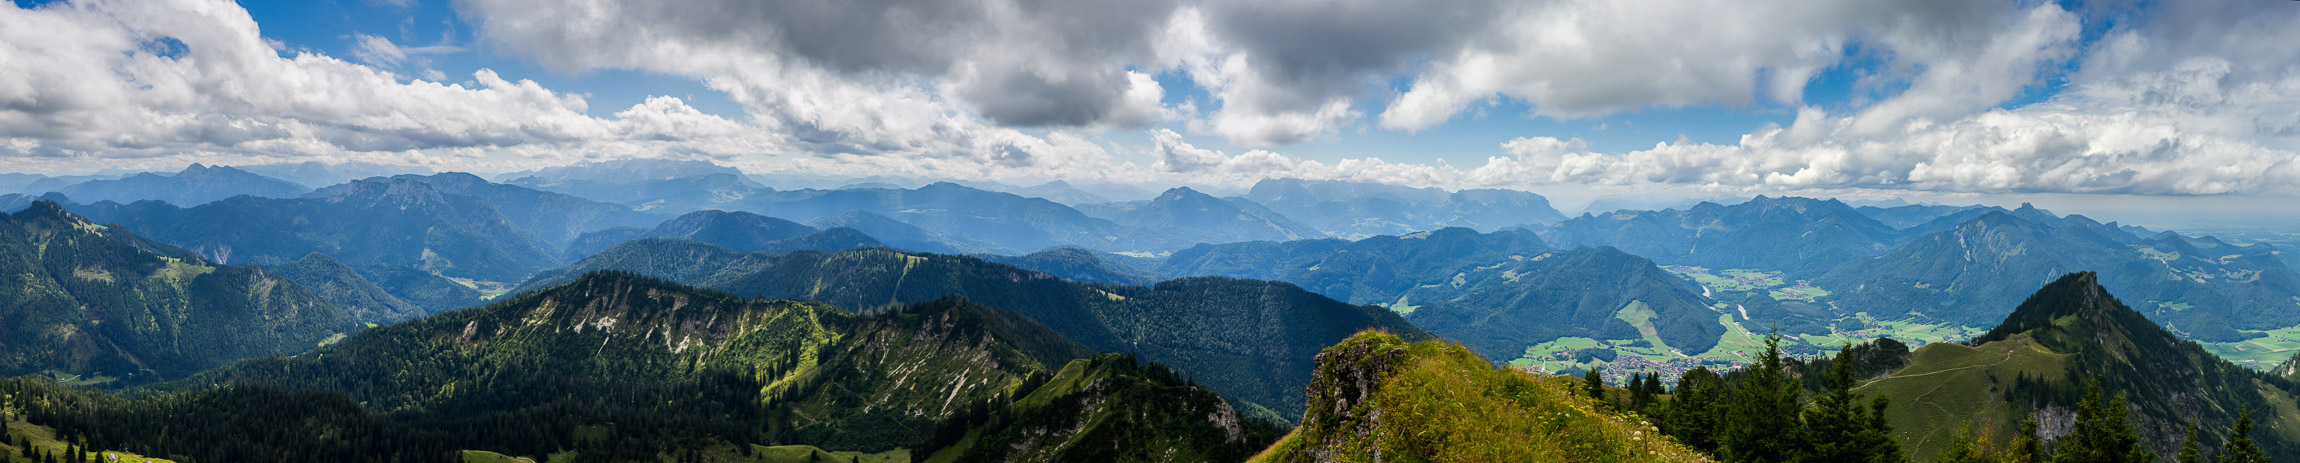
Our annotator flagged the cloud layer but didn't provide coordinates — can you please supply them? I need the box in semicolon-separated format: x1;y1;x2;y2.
0;0;2293;196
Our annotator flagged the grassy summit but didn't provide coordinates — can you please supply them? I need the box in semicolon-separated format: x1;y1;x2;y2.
1251;331;1710;462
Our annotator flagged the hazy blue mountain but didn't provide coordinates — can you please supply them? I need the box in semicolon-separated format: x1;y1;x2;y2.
489;158;743;184
235;161;435;189
1540;195;1902;277
1105;187;1325;245
0;173;47;194
53;164;310;206
1150;227;1720;358
727;182;1153;253
805;210;991;254
1820;211;2300;341
981;247;1160;286
1854;203;1988;229
564;210;816;258
1006;180;1108;205
68;177;564;282
518;242;1429;420
0;201;359;384
506;172;765;213
314;173;661;247
0;192;32;212
1240;178;1565;238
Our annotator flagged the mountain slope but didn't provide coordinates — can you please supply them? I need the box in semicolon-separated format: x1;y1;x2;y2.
519;242;1430;421
66;177;565;282
1108;187;1325;245
1250;331;1710;462
104;272;1266;461
1820;211;2300;343
265;252;425;323
1151;228;1721;362
316;173;661;247
729;182;1143;253
1853;272;2300;461
53;164;310;206
0;201;358;384
564;209;817;258
1406;246;1726;360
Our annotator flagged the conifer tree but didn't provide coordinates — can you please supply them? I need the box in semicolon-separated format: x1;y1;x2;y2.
1723;334;1803;463
2177;422;2201;463
2009;418;2043;463
2221;414;2266;463
1801;343;1904;462
1629;372;1656;412
2052;381;2149;463
1661;366;1724;453
1585;367;1606;404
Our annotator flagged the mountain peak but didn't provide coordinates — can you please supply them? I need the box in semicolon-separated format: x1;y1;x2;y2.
1973;271;2171;348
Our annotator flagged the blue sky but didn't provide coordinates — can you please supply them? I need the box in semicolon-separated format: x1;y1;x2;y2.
1;0;2295;208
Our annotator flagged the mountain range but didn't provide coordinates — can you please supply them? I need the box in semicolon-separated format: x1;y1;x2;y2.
0;202;359;384
1242;178;1568;239
50;164;310;206
517;240;1429;421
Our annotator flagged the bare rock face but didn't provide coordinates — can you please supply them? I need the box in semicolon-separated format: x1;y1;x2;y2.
1286;333;1410;463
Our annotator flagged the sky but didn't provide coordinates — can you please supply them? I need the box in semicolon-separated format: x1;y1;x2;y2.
2;0;2298;216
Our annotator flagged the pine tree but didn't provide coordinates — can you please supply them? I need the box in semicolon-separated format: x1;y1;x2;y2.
2221;414;2266;463
2009;418;2043;463
1801;343;1904;462
2177;422;2201;463
1940;421;1996;463
1723;334;1803;463
1629;372;1656;412
2052;381;2150;463
1661;366;1724;452
1585;367;1606;404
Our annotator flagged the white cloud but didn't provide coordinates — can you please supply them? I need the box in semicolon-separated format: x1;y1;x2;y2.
349;33;463;68
0;0;778;173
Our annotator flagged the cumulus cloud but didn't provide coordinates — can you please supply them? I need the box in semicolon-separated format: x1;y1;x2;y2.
3;0;2295;198
0;0;777;172
349;33;463;68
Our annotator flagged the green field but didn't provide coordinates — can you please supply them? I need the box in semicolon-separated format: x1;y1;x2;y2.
5;416;177;463
753;445;908;463
1852;332;2068;461
1666;266;1787;293
2198;325;2300;369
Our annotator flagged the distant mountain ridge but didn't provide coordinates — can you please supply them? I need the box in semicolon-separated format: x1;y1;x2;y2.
52;164;310;206
1243;178;1567;238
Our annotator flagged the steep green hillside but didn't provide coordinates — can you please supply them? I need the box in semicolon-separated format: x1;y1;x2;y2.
1854;272;2300;461
1249;331;1710;462
5;272;1263;463
924;354;1285;462
981;246;1158;286
520;241;1429;421
0;201;358;385
1407;246;1726;362
266;252;426;323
